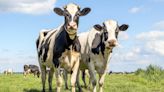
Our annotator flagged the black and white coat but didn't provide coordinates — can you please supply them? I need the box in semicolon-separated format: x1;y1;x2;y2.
77;20;129;92
23;64;40;78
36;3;91;92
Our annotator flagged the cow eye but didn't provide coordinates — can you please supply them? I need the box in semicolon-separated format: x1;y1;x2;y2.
65;13;70;17
76;11;80;16
74;16;78;21
64;11;70;17
115;32;119;38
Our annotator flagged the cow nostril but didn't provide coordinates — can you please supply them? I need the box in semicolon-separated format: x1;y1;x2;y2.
68;22;77;27
108;40;116;46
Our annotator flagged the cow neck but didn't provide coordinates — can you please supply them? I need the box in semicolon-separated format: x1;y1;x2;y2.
52;25;76;67
64;26;75;47
61;25;75;48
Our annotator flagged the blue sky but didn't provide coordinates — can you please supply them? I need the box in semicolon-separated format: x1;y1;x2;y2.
0;0;164;72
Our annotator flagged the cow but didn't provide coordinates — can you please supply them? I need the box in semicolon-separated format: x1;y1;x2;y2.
4;68;13;75
36;3;91;92
23;64;40;78
76;20;129;92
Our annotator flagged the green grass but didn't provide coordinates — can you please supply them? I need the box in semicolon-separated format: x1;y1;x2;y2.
135;65;164;82
0;73;164;92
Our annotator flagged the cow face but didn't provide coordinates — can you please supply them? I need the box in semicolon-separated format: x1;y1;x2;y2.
54;3;91;39
94;20;129;49
24;65;29;71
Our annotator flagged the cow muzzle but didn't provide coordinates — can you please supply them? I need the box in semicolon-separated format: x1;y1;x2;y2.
107;39;118;48
67;22;78;31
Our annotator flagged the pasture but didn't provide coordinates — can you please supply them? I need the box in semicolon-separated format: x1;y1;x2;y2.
0;73;163;92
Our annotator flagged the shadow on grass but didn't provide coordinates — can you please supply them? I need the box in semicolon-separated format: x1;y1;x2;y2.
23;88;60;92
23;89;41;92
23;87;83;92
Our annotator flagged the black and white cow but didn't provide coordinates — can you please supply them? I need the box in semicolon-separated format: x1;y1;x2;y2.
23;64;40;78
77;20;129;92
36;3;91;92
4;68;13;75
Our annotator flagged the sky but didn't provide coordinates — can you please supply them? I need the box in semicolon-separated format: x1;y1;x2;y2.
0;0;164;73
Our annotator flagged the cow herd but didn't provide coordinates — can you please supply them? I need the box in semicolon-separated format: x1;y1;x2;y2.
0;3;128;92
35;3;129;92
0;3;130;92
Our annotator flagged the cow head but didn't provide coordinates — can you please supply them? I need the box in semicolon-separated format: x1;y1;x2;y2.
93;20;129;49
54;3;91;39
24;65;29;71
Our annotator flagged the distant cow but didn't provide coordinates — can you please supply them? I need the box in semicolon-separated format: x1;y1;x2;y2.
23;64;40;78
4;68;13;75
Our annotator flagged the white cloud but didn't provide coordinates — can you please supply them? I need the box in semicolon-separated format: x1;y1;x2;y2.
119;32;129;40
136;30;164;56
129;7;141;14
137;60;151;65
152;21;164;30
146;40;164;56
135;20;164;56
0;0;56;14
123;47;141;61
136;30;164;40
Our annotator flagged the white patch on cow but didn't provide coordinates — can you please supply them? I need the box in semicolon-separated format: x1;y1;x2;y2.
66;3;78;19
60;49;80;72
104;20;117;41
104;20;119;46
78;31;90;53
65;3;79;24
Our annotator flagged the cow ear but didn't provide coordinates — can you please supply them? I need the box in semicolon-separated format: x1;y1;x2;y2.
80;8;91;16
119;24;129;31
94;24;103;31
54;8;64;16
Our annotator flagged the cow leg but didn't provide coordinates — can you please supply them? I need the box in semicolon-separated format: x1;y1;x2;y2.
98;73;106;92
71;59;80;92
55;68;63;92
82;70;87;88
88;62;97;92
34;71;37;77
40;65;46;92
63;70;69;89
23;72;26;77
48;68;54;91
76;70;82;92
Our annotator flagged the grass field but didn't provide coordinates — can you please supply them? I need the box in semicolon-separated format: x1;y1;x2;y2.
0;73;164;92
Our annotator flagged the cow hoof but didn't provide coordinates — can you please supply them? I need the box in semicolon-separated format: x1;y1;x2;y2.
49;87;53;92
78;88;83;92
65;87;69;90
87;86;91;90
42;89;45;92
